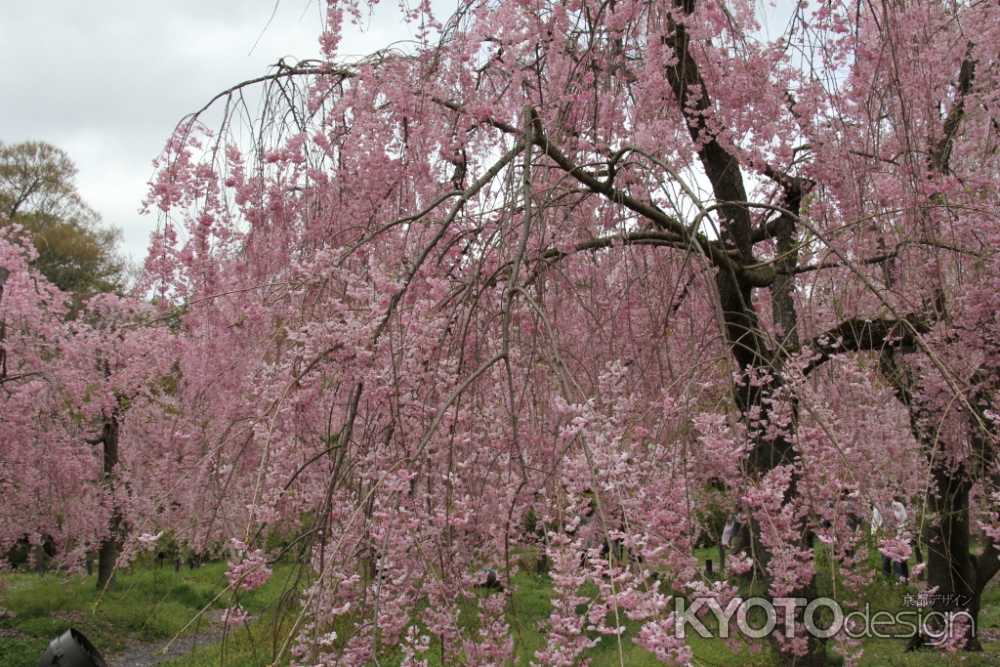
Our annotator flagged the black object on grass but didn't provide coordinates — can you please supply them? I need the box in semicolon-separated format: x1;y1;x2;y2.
38;628;107;667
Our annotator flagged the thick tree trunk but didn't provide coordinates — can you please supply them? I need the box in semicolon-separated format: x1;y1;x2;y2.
918;462;999;651
904;50;998;653
881;352;998;651
32;542;49;573
660;4;826;660
96;512;122;591
715;276;827;666
96;412;122;590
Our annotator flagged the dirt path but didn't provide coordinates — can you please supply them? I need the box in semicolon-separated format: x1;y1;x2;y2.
107;625;229;667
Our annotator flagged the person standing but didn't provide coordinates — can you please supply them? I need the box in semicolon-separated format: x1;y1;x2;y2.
872;496;909;581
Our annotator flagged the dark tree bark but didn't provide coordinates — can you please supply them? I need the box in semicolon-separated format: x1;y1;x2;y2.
96;409;122;591
923;463;980;649
470;7;987;664
868;51;999;644
879;354;999;651
662;5;825;664
912;51;998;651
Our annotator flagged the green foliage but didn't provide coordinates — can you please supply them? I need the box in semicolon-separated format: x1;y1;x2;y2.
0;140;125;299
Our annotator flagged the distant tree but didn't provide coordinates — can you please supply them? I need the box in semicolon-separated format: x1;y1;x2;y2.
0;227;174;589
0;141;125;297
0;142;139;588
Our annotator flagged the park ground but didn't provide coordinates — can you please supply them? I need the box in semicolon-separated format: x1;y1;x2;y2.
1;549;998;667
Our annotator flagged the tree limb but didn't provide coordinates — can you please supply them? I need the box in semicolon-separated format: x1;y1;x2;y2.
798;315;931;376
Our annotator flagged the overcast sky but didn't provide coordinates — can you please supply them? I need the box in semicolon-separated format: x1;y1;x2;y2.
0;1;428;262
2;2;795;265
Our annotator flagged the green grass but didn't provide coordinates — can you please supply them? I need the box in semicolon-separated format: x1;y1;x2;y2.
160;562;306;667
0;560;302;667
160;609;300;667
2;551;997;667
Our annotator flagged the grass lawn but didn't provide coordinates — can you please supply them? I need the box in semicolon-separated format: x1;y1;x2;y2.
0;560;300;667
394;569;999;667
2;551;997;666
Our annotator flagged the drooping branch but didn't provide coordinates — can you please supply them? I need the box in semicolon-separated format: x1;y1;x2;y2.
522;113;724;262
525;113;784;290
181;62;355;130
524;230;692;284
784;252;899;275
540;230;691;260
371;139;527;342
431;98;773;284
